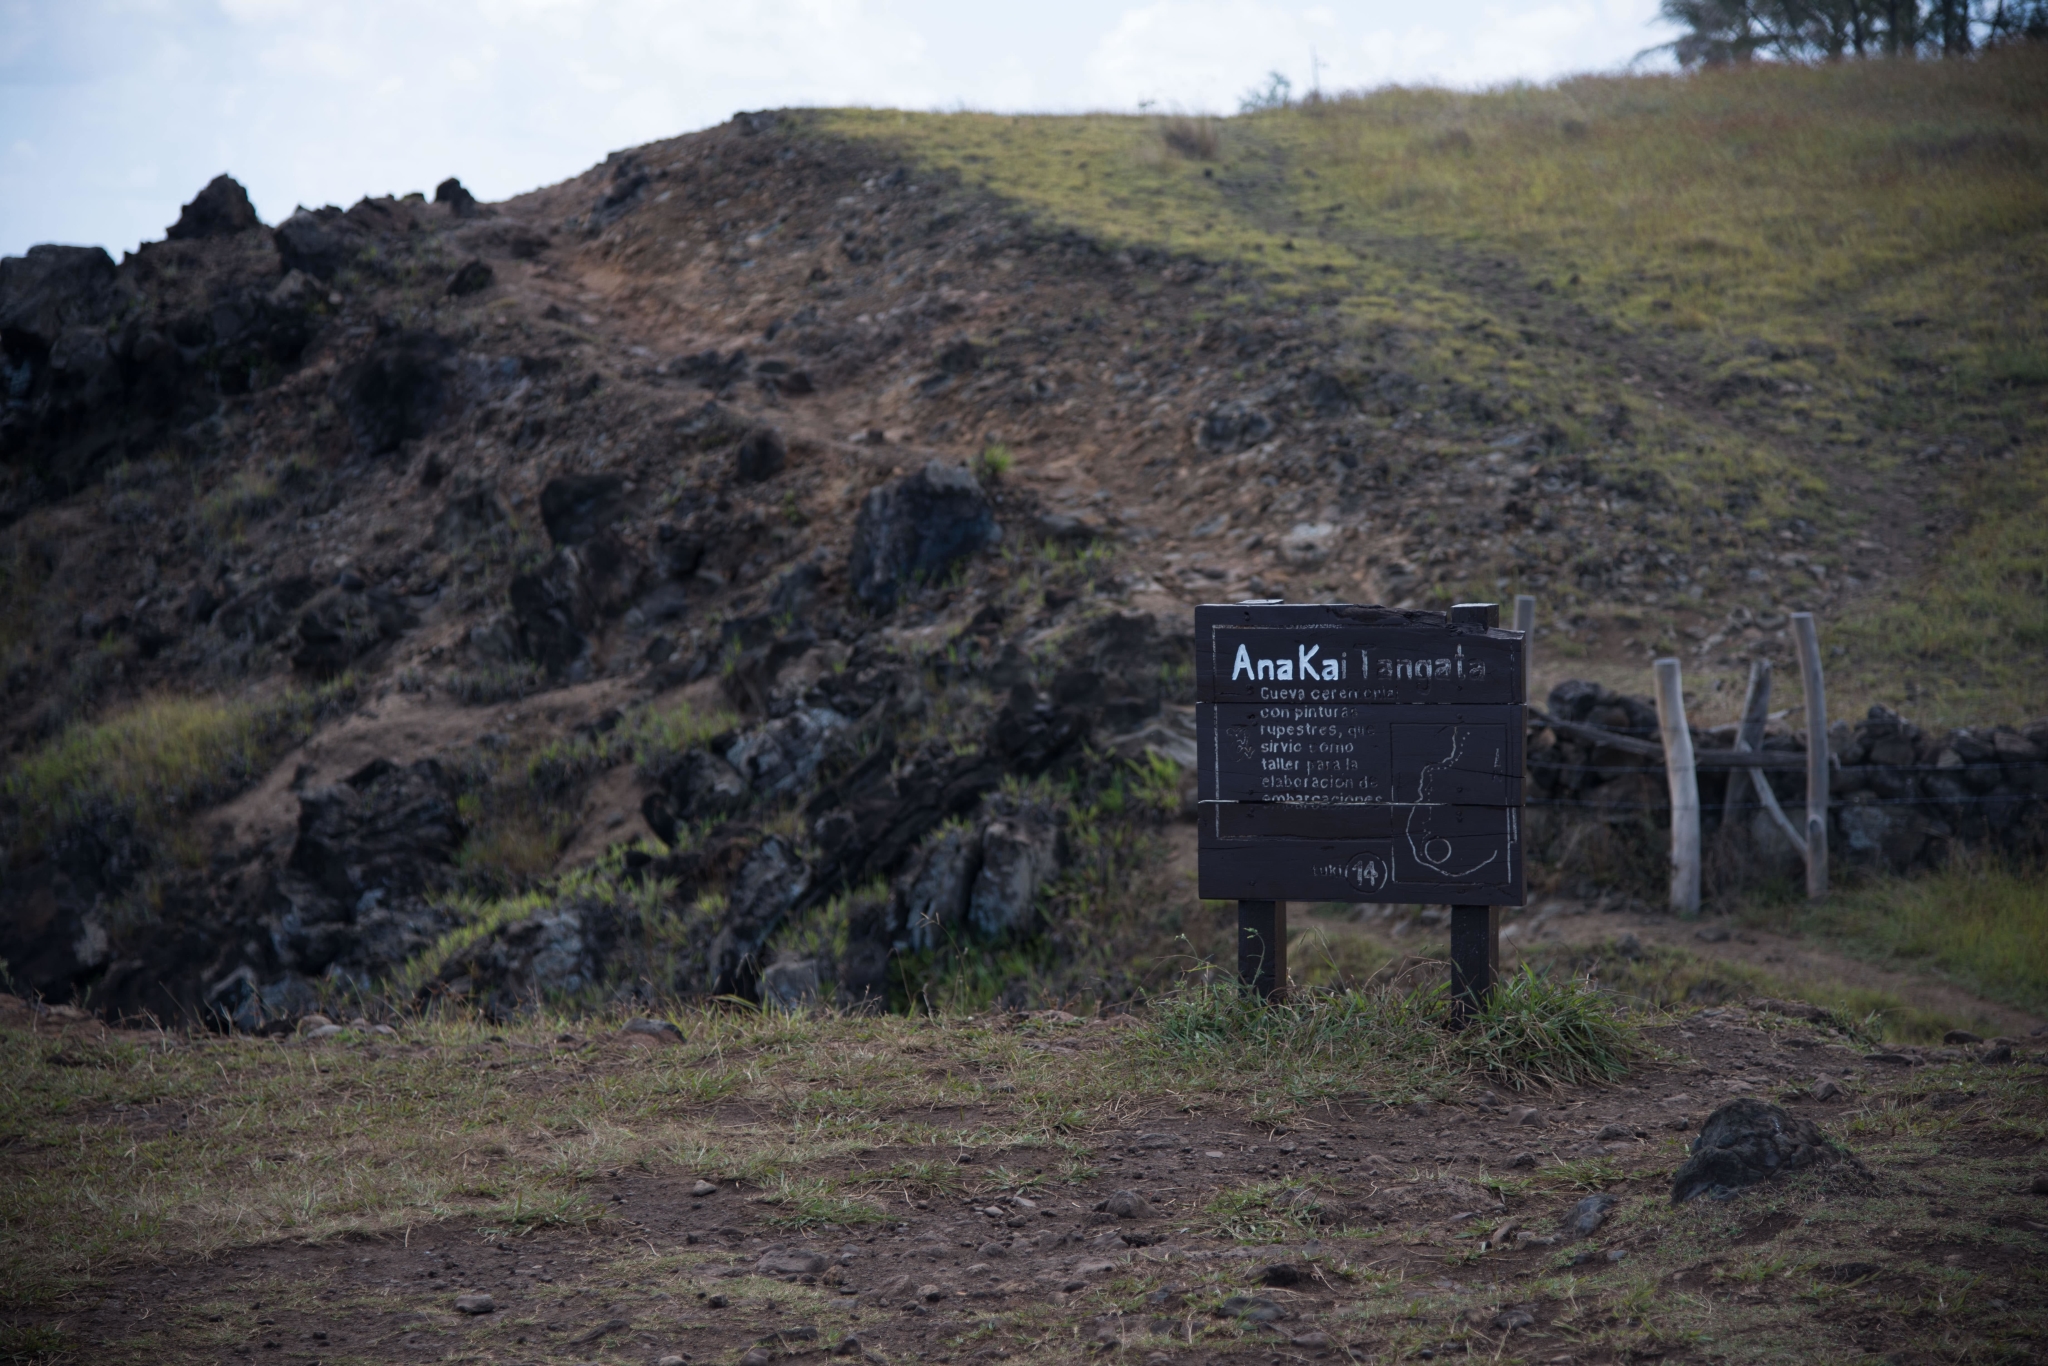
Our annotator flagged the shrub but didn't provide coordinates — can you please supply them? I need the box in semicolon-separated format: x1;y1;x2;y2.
1159;116;1220;160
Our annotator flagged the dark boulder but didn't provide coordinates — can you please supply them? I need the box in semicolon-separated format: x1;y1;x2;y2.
708;837;810;996
1302;370;1354;416
0;245;120;349
1671;1099;1863;1203
166;174;262;240
935;339;982;374
339;329;452;455
847;461;1000;612
899;821;978;951
990;681;1088;776
733;425;787;483
213;575;319;643
590;162;650;229
675;399;747;449
435;177;483;217
966;796;1059;938
268;759;466;978
433;482;509;550
274;206;366;281
540;472;626;546
290;583;416;676
446;259;494;296
1196;400;1274;453
1547;678;1659;737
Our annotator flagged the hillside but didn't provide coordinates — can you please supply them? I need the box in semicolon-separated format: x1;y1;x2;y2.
1;53;2047;1025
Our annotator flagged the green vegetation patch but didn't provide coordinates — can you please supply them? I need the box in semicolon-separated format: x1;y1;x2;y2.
1756;857;2048;1016
0;680;354;861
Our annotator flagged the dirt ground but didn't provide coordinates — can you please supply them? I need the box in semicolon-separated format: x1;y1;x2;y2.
11;994;2046;1366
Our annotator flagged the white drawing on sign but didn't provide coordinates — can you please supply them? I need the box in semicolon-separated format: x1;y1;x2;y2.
1404;724;1504;879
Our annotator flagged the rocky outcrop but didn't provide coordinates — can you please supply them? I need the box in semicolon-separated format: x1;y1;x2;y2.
166;174;263;241
847;462;999;612
267;758;466;980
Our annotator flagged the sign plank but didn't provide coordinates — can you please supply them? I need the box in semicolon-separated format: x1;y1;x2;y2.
1197;702;1523;807
1195;603;1525;707
1198;804;1523;903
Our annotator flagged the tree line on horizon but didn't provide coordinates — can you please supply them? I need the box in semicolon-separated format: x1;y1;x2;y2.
1655;0;2045;64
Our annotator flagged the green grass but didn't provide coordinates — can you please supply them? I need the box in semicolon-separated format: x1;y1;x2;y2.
1142;974;1641;1107
0;680;354;861
1449;967;1642;1091
197;470;279;539
1758;857;2048;1016
1520;935;1980;1043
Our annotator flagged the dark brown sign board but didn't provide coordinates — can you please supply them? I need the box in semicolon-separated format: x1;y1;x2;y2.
1194;602;1526;1009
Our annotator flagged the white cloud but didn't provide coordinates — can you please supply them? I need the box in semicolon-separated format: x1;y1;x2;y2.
217;0;301;20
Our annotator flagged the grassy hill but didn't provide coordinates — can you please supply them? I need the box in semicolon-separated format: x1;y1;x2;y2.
829;50;2048;723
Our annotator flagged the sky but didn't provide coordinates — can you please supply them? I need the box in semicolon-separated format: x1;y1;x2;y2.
0;0;1681;260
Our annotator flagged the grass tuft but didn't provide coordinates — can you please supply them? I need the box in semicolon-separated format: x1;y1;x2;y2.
1447;967;1642;1091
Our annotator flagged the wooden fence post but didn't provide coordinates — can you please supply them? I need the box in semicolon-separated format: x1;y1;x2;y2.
1791;613;1829;900
1730;659;1808;859
1653;657;1701;917
1513;594;1535;702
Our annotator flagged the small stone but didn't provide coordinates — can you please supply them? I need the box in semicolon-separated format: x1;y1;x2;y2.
622;1017;685;1044
658;1357;687;1366
1566;1193;1617;1237
1811;1078;1845;1102
1214;1294;1284;1323
1136;1132;1174;1148
1944;1029;1983;1045
454;1293;494;1315
833;1336;863;1357
1509;1151;1537;1168
1980;1043;2013;1064
1606;1248;1627;1262
1694;924;1731;943
1596;1123;1633;1141
740;1351;773;1366
2029;1174;2048;1195
302;1023;344;1041
1258;1263;1306;1287
1290;1330;1331;1348
297;1014;335;1034
918;1283;944;1302
977;1242;1007;1257
1492;1306;1536;1331
1514;1107;1544;1127
1864;1051;1914;1065
756;1249;828;1276
1101;1189;1150;1218
706;1294;728;1308
691;1179;718;1196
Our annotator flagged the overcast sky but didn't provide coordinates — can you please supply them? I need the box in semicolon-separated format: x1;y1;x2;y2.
1;0;1679;260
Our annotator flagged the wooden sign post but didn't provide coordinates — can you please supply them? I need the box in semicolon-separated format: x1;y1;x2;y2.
1195;601;1527;1018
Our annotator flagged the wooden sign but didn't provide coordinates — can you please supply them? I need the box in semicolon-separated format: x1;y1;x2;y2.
1195;602;1527;1008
